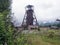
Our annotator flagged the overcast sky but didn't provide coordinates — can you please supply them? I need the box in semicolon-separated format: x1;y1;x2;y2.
12;0;60;25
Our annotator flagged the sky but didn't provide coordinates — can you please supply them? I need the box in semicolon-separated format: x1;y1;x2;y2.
11;0;60;26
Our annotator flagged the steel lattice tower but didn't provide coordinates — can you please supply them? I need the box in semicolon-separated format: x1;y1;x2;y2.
22;5;38;28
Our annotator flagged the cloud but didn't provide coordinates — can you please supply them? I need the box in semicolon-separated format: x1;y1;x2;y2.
12;0;60;24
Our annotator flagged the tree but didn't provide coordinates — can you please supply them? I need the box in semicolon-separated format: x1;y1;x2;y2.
0;0;14;45
56;19;60;27
0;0;11;12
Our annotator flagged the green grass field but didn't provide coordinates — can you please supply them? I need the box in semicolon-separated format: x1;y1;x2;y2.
16;29;60;45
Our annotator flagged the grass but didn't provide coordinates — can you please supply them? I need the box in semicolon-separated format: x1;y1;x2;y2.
26;34;52;45
17;29;60;45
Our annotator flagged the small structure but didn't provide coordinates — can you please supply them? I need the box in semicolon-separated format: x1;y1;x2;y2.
28;25;38;30
22;5;39;30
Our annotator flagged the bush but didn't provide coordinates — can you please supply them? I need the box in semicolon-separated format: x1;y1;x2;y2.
48;32;54;38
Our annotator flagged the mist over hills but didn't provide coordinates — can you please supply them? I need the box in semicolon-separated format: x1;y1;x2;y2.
11;17;60;27
38;20;60;27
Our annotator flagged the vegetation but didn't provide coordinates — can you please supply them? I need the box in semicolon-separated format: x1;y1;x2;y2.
0;0;14;45
20;29;60;45
0;0;11;12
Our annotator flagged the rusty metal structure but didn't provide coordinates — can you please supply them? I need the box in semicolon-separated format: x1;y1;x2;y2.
22;5;38;29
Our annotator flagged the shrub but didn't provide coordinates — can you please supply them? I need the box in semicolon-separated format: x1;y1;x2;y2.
48;32;54;38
